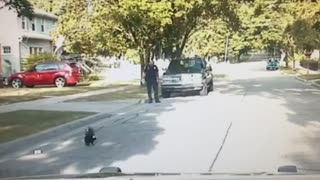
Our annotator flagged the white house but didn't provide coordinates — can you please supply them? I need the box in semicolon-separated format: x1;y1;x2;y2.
0;6;58;78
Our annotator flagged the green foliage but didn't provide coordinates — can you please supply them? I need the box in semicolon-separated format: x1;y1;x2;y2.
24;52;57;70
54;0;319;71
55;0;246;63
184;18;227;57
88;74;100;81
29;0;61;14
125;49;140;64
185;0;320;63
295;53;305;62
54;0;96;55
1;0;34;19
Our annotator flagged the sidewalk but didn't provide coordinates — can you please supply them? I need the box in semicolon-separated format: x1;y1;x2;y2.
0;86;131;113
295;75;320;89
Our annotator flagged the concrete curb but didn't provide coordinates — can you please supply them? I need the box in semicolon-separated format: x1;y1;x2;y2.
0;98;145;157
294;76;320;89
294;76;309;83
311;81;320;89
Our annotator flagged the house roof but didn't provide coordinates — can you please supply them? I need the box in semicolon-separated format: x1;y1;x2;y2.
33;9;58;20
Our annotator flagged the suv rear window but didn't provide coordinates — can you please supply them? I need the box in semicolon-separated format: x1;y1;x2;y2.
167;59;204;74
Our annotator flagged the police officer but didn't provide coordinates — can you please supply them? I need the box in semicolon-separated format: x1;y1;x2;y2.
144;60;160;103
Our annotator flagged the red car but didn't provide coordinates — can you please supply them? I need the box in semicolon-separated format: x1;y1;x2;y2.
8;62;80;88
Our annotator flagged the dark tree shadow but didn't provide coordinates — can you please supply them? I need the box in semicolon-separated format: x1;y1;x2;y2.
215;75;320;171
0;98;193;178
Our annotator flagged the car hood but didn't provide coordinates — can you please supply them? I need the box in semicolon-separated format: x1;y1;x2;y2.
7;172;320;180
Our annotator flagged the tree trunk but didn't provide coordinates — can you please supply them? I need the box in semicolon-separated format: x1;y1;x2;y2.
176;30;191;58
139;51;145;87
145;47;151;64
291;47;295;70
237;53;241;63
284;51;289;68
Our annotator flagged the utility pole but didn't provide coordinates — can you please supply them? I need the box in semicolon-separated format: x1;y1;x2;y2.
224;35;229;63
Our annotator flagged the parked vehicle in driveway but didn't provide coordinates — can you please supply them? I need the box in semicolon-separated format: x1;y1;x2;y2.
161;58;213;98
8;62;80;88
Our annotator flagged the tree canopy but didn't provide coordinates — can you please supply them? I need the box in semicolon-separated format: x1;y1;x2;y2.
0;0;34;18
51;0;320;70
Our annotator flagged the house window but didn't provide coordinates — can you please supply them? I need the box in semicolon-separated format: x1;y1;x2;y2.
22;16;26;29
41;18;45;32
3;46;11;54
29;47;43;55
31;18;35;31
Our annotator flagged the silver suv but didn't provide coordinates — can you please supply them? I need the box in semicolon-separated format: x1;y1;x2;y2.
161;58;213;98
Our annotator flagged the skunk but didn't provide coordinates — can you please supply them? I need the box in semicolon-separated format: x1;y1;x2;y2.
84;127;97;146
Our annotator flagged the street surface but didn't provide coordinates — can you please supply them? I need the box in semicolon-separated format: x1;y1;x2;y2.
1;61;320;177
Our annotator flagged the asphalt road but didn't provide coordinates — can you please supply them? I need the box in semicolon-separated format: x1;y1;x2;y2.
1;61;320;177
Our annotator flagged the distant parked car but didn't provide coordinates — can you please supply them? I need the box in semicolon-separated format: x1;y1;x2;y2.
161;58;213;98
8;62;80;88
266;59;280;70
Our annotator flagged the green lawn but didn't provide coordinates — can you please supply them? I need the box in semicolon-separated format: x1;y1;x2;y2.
0;82;134;106
0;110;95;143
69;85;147;102
213;74;227;78
280;67;299;75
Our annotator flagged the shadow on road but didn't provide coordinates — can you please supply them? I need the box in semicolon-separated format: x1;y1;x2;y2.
0;98;193;178
215;75;320;170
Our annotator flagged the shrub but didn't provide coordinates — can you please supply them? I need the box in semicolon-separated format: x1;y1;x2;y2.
295;53;305;62
23;52;57;70
300;60;319;70
88;74;100;81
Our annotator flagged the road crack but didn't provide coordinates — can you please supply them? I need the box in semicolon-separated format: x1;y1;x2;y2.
208;122;233;172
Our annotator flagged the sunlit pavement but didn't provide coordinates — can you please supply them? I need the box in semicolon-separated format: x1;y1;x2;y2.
1;61;320;177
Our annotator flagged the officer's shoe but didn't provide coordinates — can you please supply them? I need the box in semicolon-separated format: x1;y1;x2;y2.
155;100;161;103
148;99;153;104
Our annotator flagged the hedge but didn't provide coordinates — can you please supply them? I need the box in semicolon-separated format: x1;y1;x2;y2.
300;60;319;71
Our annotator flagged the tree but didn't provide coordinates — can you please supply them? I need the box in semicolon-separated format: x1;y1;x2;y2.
54;0;269;84
279;1;320;68
54;0;96;55
29;0;61;14
184;18;227;58
0;0;34;18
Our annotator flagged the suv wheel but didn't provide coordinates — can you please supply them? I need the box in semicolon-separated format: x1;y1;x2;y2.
11;78;23;88
209;80;214;92
55;77;66;88
200;84;208;96
162;91;170;98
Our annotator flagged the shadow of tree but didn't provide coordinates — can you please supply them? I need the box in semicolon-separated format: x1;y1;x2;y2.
0;98;193;177
215;75;320;170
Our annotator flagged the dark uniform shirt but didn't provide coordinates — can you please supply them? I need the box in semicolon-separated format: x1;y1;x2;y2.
144;64;158;82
